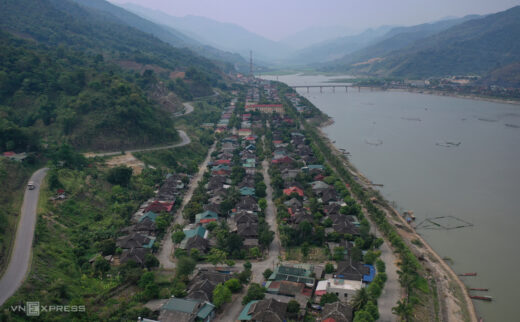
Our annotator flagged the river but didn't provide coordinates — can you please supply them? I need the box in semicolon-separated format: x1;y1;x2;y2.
262;74;520;321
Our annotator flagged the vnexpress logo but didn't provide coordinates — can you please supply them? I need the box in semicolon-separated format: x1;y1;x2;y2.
10;301;86;316
26;302;40;316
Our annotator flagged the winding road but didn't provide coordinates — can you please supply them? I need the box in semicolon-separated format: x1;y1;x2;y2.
0;101;198;306
0;168;48;306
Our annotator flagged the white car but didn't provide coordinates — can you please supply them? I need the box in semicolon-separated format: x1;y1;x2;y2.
27;181;35;190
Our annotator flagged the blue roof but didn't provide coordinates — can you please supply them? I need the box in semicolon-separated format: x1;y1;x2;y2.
184;226;207;239
240;187;255;196
197;302;215;319
139;211;159;223
195;211;218;222
363;264;376;283
238;300;259;321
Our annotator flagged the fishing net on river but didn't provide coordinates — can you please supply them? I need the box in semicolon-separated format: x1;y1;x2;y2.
415;216;474;230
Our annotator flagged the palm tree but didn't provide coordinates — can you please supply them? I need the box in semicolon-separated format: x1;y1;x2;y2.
392;299;413;322
350;288;370;312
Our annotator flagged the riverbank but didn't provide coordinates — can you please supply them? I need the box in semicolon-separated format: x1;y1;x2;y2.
388;88;520;106
315;119;478;322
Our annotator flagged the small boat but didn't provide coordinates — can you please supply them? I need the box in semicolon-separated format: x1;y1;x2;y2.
470;295;492;302
469;288;489;291
459;273;477;276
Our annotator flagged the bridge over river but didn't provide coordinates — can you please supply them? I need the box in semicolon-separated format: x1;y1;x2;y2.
290;85;381;93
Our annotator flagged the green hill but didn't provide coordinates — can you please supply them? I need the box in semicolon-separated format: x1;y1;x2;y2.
0;0;229;152
323;6;520;79
0;31;179;152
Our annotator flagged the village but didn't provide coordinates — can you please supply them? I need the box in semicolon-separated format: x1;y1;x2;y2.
115;79;387;322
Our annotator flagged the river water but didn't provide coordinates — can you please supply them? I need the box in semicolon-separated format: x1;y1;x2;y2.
262;74;520;321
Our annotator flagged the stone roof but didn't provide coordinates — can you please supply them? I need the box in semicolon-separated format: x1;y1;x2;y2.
321;302;353;322
249;298;287;322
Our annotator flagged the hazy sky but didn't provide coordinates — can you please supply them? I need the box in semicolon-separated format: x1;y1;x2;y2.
109;0;520;40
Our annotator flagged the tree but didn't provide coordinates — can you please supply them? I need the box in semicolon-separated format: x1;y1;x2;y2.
301;242;310;259
144;253;159;269
107;166;133;187
263;268;273;280
392;299;414;322
97;239;116;256
325;263;335;274
176;256;196;277
249;247;261;258
350;288;370;312
213;284;232;309
242;283;266;305
93;257;110;274
320;293;339;306
333;246;345;261
172;231;185;244
243;261;252;270
376;259;386;273
48;169;62;190
353;310;375;322
224;278;242;293
139;272;155;288
365;301;379;320
258;198;267;211
207;248;227;266
287;300;300;318
363;251;379;265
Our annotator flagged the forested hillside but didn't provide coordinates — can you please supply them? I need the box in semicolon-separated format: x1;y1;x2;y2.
0;32;178;152
0;0;229;152
322;6;520;78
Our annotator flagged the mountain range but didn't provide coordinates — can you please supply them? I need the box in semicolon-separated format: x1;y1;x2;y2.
322;6;520;79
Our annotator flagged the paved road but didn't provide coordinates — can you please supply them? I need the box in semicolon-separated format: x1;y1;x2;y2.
217;136;282;322
374;229;400;322
156;143;216;270
0;168;48;306
85;130;191;158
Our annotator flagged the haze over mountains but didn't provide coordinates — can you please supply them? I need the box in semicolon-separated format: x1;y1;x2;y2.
115;1;520;83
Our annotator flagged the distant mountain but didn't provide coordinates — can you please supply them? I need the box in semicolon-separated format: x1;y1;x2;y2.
324;6;520;78
330;15;480;67
120;3;293;63
287;26;394;65
279;26;358;50
71;0;247;71
479;62;520;88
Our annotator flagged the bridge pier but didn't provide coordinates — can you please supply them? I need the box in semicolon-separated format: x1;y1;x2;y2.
306;86;309;93
332;86;335;93
320;86;322;93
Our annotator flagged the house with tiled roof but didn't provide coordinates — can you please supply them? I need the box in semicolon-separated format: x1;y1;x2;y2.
283;186;304;197
159;297;215;322
195;211;218;224
238;298;287;322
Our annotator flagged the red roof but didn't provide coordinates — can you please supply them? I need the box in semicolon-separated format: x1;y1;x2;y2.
246;104;283;108
214;159;231;165
2;151;15;156
323;318;336;322
238;128;251;132
145;200;174;213
314;174;325;181
283;186;304;197
245;136;256;141
212;170;230;176
272;156;293;164
273;140;283;144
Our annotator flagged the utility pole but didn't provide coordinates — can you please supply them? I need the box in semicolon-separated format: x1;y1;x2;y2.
249;50;253;78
